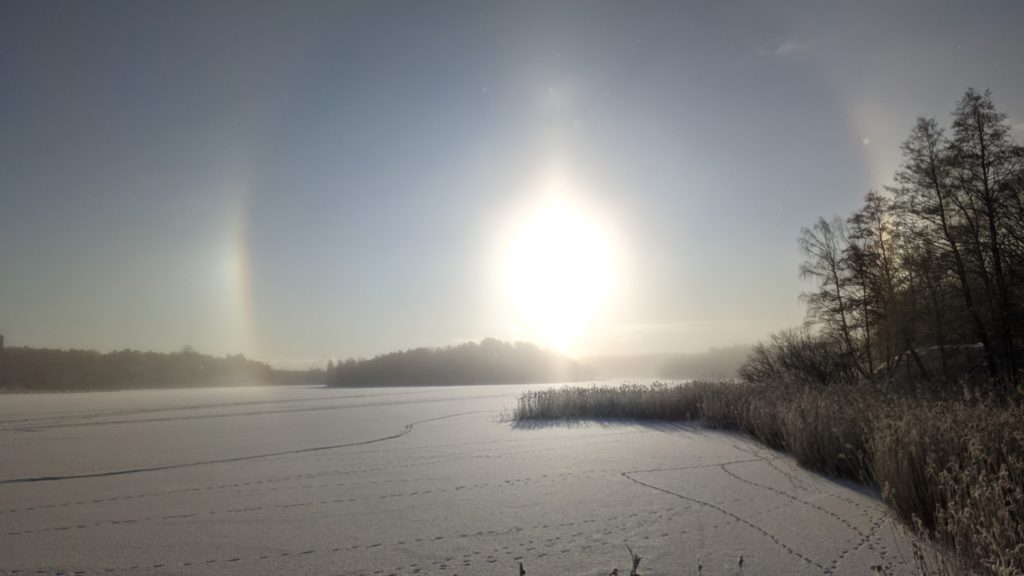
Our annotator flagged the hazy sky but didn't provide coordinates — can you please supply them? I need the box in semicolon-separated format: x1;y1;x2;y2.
3;1;1023;366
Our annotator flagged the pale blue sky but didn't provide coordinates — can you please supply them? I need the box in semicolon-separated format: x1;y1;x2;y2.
2;1;1023;365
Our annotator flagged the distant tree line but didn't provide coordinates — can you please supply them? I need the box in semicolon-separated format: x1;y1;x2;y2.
742;89;1024;389
0;346;318;391
584;345;752;379
326;338;596;387
657;345;753;380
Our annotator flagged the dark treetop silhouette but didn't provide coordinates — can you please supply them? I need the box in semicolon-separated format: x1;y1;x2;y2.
0;346;318;391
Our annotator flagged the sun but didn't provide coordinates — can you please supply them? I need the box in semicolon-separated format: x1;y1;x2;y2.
503;195;614;351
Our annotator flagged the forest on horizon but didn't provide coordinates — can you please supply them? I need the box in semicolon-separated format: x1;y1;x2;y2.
0;345;317;392
0;339;752;392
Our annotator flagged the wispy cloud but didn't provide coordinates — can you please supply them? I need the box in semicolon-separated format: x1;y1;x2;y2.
759;37;809;59
1011;120;1024;139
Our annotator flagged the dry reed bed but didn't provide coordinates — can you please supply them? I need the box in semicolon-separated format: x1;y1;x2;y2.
514;382;1024;576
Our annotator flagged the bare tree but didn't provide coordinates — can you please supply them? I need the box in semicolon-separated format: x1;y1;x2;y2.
950;88;1022;384
760;88;1024;388
799;217;865;378
893;116;1000;379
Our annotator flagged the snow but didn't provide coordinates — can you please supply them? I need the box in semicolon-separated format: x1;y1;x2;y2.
0;384;914;575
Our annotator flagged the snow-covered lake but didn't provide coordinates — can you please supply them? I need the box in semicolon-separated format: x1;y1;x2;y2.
0;384;913;575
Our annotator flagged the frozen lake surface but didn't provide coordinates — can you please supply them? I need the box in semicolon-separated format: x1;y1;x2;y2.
0;384;914;575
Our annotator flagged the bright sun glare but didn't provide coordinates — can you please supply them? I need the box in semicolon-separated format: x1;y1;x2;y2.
504;192;614;352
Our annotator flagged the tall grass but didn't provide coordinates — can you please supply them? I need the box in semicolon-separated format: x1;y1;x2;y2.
514;382;1024;575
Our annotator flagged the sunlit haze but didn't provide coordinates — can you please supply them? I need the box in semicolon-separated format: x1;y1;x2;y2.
501;170;616;352
3;1;1023;366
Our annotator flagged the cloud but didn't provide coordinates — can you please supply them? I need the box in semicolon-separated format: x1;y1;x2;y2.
1011;120;1024;139
759;37;809;59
